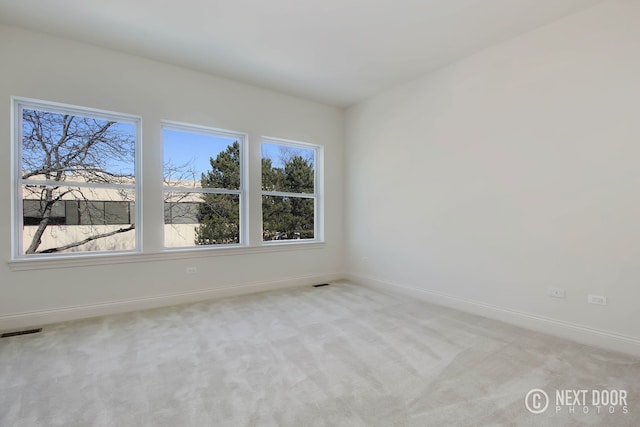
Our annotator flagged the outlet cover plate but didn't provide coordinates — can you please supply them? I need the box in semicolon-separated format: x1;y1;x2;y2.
588;294;607;305
547;287;566;299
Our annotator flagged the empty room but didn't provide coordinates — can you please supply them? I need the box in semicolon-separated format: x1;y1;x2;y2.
1;0;639;425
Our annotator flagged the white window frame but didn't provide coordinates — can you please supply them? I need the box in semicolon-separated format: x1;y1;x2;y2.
161;121;248;250
11;97;142;260
261;136;323;245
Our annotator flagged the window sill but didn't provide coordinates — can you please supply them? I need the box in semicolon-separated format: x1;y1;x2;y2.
8;241;326;271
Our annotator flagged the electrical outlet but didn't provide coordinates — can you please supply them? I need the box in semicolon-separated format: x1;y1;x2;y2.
186;266;198;275
547;287;566;299
588;294;607;305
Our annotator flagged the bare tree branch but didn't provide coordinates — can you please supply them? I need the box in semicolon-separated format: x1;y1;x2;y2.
21;109;137;254
37;224;135;254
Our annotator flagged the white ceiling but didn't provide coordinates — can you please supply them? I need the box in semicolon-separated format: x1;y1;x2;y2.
0;0;604;107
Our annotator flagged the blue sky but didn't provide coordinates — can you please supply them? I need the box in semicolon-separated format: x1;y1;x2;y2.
261;142;314;170
163;129;235;178
22;110;314;180
163;129;314;178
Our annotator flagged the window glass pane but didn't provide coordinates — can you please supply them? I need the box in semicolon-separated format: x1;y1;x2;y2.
79;201;105;225
262;196;314;241
21;185;135;254
104;201;131;225
21;108;135;184
163;128;240;190
176;203;199;224
164;201;199;225
23;198;66;226
65;200;80;225
261;143;315;193
164;192;239;247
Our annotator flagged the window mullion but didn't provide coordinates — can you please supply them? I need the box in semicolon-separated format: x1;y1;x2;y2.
261;190;316;198
163;187;241;195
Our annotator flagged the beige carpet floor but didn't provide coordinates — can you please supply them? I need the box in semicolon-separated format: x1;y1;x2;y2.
1;281;639;426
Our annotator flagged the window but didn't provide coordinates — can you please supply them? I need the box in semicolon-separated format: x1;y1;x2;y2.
261;138;321;242
14;99;140;257
162;123;246;248
11;98;322;265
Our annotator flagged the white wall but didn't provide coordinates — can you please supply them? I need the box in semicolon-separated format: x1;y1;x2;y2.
0;25;345;329
346;0;640;354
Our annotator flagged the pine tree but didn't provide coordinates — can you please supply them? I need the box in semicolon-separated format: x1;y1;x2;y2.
195;145;316;243
262;155;314;240
194;142;240;244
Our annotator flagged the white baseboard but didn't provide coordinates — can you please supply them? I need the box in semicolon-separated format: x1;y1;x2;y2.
0;273;343;332
347;273;640;358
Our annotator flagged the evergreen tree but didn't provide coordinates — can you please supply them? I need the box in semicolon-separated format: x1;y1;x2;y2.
194;142;240;244
195;144;315;244
284;156;314;193
262;155;314;240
